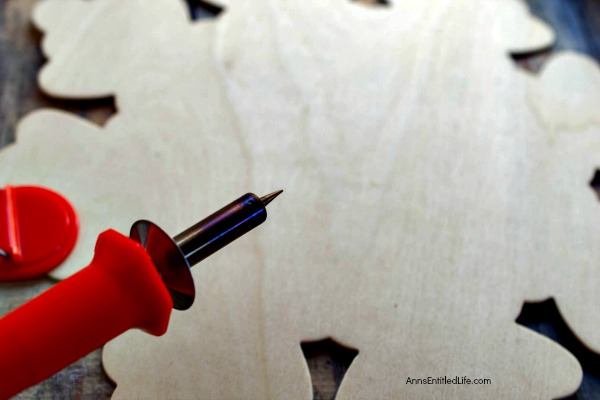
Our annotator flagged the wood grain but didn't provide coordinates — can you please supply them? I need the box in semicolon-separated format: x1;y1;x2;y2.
95;0;585;398
0;0;598;399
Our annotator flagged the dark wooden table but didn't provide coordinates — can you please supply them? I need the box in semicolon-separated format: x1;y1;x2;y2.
0;1;598;399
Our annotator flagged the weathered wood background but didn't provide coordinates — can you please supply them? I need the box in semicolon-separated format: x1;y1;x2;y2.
0;0;598;399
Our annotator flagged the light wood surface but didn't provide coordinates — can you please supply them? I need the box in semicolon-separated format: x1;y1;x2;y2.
102;0;592;397
1;0;600;398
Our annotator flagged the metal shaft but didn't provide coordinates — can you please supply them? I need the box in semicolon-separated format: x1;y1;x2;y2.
173;191;282;267
130;190;282;310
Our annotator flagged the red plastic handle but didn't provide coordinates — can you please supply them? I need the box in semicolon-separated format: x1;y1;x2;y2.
0;230;173;399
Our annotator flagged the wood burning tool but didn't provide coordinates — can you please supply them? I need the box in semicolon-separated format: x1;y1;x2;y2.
0;190;282;399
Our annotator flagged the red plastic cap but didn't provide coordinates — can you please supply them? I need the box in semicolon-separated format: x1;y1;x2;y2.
0;185;78;281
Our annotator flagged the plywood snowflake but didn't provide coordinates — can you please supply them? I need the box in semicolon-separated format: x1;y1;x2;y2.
2;0;599;397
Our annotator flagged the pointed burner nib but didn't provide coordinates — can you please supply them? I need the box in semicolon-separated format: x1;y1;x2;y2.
260;190;284;207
